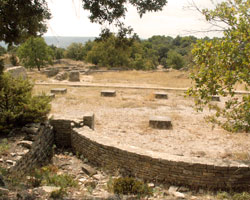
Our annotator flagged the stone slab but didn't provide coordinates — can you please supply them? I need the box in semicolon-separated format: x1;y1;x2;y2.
100;90;116;97
51;88;67;94
154;92;168;99
211;96;220;101
149;116;172;129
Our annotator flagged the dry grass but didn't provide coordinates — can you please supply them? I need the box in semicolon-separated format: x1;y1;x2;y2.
91;70;191;88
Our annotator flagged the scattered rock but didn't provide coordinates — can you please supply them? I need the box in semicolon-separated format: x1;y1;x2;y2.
0;187;9;195
17;140;33;149
148;183;155;188
17;150;29;156
92;173;104;181
41;186;61;193
81;164;97;176
0;159;3;162
10;153;16;157
168;186;178;194
178;186;189;193
6;160;16;166
84;181;97;189
173;191;186;199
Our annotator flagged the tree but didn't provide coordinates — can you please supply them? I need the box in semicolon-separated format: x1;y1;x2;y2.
187;0;250;132
66;43;85;61
0;0;51;45
166;50;185;69
17;37;53;71
0;46;6;56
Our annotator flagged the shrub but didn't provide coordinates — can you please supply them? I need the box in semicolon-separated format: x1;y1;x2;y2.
0;72;51;134
50;188;67;199
112;177;153;197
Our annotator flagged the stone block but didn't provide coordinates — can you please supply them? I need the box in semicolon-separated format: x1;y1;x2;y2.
211;96;220;101
69;70;80;82
44;67;59;77
50;88;67;94
83;113;95;130
154;92;168;99
101;90;116;97
149;116;172;129
5;66;27;79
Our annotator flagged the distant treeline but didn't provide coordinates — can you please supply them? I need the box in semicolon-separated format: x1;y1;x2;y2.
0;35;211;70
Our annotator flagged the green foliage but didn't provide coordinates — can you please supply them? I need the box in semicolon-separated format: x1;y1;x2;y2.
31;165;78;188
232;192;250;200
0;0;51;45
10;54;18;66
0;59;4;74
17;37;53;71
0;72;51;134
86;34;155;70
50;45;65;60
65;43;86;61
166;50;185;69
187;0;250;132
111;177;153;197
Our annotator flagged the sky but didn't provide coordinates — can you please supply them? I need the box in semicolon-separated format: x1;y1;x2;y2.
45;0;224;39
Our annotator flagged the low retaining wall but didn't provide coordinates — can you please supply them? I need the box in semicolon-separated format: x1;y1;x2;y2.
10;123;54;175
70;128;250;190
49;119;250;190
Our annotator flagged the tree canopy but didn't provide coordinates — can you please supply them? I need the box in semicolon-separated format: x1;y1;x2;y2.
0;0;51;45
187;0;250;132
17;37;53;71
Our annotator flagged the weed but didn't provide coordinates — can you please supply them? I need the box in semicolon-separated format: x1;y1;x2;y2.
111;177;153;197
30;165;78;189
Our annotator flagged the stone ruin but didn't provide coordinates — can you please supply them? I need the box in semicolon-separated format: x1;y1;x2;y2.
5;66;27;79
154;92;168;99
149;116;172;129
69;70;80;82
51;88;67;94
101;90;116;97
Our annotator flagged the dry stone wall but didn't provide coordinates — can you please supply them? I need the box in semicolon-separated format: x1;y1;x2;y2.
70;128;250;190
9;123;54;176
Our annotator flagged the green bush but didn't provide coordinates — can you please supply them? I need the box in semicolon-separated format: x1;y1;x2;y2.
112;177;153;197
0;72;51;134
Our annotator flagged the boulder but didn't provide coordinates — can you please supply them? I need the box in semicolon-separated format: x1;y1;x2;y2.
5;66;27;79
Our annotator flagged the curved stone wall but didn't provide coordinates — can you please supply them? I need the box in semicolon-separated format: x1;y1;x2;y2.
71;128;250;191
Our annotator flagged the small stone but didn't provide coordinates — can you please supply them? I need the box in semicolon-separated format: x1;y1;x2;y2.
155;92;168;99
0;159;3;162
168;186;178;194
81;164;97;176
41;186;61;193
101;90;116;97
0;187;9;195
17;150;29;156
178;186;189;193
51;88;67;94
79;178;87;183
17;140;33;149
69;71;80;82
6;160;16;165
10;153;16;157
92;173;104;181
149;116;172;130
148;183;155;188
173;191;186;199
